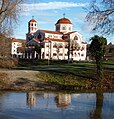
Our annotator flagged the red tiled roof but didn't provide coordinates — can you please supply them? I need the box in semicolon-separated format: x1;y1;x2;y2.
10;38;23;43
26;38;40;45
29;19;36;22
65;31;76;35
32;38;40;42
45;38;68;42
40;30;63;35
56;18;72;24
26;37;68;45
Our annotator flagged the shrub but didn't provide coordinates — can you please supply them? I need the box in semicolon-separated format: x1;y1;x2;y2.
0;58;18;68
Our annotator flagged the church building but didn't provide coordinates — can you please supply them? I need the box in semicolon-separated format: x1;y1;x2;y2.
26;16;87;61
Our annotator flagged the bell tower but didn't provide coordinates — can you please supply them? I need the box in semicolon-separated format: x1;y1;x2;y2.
28;16;38;34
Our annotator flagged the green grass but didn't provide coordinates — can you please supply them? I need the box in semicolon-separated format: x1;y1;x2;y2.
1;59;114;91
36;71;97;89
17;59;114;79
36;71;114;91
16;59;114;78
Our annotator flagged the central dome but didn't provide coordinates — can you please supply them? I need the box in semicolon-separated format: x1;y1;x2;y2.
56;18;72;24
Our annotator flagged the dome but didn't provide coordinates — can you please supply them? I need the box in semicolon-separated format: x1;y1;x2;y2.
29;19;36;23
56;18;72;24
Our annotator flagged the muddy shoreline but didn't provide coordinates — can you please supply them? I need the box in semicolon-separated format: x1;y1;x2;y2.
0;69;114;92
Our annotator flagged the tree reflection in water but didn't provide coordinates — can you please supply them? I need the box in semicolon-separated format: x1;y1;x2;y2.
89;93;103;119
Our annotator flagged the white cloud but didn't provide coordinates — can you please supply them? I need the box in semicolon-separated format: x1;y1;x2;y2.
21;2;88;11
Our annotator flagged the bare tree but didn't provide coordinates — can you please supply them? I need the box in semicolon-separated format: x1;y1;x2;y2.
86;0;114;35
70;39;79;59
0;0;23;35
56;43;62;60
0;33;11;58
0;34;18;68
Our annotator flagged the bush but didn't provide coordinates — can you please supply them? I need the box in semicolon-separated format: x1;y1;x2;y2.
0;58;18;68
0;72;9;87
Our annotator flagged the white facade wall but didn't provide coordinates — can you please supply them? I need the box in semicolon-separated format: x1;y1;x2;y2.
56;24;73;33
11;42;23;56
40;38;87;61
45;33;63;39
29;22;38;34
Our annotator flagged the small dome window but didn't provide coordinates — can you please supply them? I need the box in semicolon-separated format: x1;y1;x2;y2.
69;27;71;30
62;26;66;30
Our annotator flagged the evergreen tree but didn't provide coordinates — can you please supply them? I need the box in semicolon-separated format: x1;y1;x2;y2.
89;35;107;80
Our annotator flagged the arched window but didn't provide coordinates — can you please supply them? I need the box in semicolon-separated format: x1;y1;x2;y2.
74;36;78;40
69;27;71;30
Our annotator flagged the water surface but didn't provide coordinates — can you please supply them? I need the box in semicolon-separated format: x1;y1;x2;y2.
0;91;114;119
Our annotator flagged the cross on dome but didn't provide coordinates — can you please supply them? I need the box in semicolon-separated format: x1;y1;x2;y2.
63;13;66;18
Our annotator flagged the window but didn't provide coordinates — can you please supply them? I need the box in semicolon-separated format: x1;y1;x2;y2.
75;53;77;57
81;54;84;56
65;45;68;48
74;36;78;40
109;48;112;53
54;36;58;38
77;47;80;51
69;27;71;30
81;47;85;51
48;35;52;38
59;45;63;48
56;25;60;31
59;53;63;56
53;53;57;56
46;45;49;47
53;45;57;48
62;26;66;30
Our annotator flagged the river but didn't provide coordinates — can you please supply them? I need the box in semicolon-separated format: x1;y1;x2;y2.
0;91;114;119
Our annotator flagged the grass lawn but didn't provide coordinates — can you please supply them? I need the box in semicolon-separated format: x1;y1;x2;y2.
17;59;114;77
16;59;114;91
0;59;114;91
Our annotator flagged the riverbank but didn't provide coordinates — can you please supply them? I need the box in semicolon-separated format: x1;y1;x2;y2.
0;69;114;92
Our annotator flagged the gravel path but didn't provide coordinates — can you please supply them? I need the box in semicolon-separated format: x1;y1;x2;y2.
0;70;39;81
0;69;58;91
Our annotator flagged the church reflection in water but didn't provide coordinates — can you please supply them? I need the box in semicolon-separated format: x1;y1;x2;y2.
25;92;109;119
0;91;114;119
26;92;36;108
55;94;71;109
26;92;71;109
